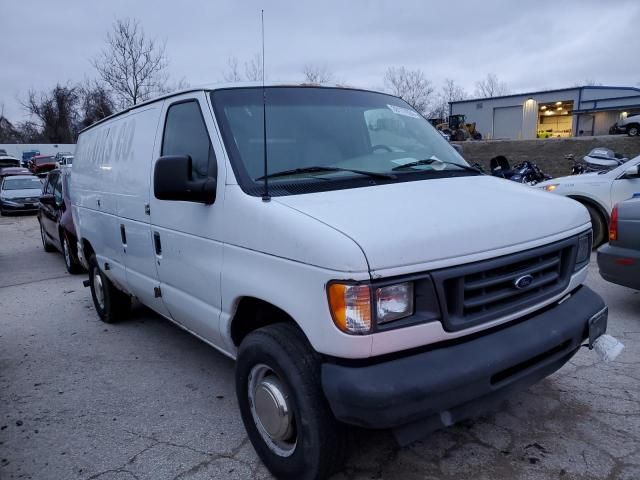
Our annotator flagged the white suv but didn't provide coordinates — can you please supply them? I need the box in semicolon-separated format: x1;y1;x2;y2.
71;84;607;480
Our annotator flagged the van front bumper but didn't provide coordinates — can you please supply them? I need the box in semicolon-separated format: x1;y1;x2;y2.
321;286;606;443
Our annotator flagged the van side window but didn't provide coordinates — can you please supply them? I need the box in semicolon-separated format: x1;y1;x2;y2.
162;100;215;180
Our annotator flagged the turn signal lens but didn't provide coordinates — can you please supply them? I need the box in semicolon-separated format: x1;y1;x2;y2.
609;205;618;241
328;283;371;334
544;184;559;192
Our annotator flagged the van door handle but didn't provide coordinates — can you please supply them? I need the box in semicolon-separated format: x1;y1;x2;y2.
153;231;162;255
120;224;127;245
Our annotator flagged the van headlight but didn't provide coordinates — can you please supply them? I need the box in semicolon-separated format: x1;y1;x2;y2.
375;283;414;324
574;231;592;271
327;281;414;334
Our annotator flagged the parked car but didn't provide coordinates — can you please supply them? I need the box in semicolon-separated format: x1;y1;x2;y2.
38;168;83;273
0;174;43;215
0;155;20;168
21;149;40;167
28;155;57;177
0;167;33;179
71;84;607;480
0;148;8;155
538;155;640;246
613;113;640;136
597;196;640;290
56;155;73;167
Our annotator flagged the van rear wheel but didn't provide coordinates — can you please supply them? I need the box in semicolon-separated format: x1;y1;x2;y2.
236;323;347;480
88;255;130;323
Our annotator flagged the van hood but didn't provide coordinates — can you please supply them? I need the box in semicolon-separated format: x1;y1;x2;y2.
274;175;590;272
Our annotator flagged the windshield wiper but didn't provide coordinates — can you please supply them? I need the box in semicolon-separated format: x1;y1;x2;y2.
256;165;396;181
392;158;483;174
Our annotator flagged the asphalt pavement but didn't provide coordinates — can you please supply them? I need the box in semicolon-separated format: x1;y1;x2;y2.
1;215;639;480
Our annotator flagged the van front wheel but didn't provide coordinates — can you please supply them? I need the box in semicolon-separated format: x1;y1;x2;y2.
236;323;347;480
88;255;130;323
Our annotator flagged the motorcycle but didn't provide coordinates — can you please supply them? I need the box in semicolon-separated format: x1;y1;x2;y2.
489;155;551;185
566;148;629;175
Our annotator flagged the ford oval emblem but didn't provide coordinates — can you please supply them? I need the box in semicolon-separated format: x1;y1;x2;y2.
514;274;534;290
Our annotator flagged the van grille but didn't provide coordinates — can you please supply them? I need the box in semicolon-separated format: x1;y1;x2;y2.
431;237;578;332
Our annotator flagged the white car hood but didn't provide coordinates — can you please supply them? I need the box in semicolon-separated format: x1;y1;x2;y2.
275;175;590;272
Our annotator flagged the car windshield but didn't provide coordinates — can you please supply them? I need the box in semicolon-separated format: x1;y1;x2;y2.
2;177;42;190
211;87;473;195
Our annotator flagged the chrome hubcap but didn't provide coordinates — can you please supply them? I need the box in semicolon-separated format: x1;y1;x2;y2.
248;364;296;456
93;270;105;310
63;238;71;267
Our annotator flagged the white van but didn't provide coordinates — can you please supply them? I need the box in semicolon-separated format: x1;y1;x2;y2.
71;83;607;480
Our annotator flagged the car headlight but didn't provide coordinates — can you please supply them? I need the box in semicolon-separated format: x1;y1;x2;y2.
574;231;592;271
328;281;415;334
375;283;414;324
2;199;20;206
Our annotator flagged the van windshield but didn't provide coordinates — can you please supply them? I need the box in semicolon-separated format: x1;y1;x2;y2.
211;87;475;196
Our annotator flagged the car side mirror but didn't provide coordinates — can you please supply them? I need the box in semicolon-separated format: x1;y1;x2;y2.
623;164;640;178
153;155;216;204
40;194;55;205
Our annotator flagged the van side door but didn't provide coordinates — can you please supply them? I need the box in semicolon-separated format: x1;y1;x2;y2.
115;107;172;318
149;93;226;349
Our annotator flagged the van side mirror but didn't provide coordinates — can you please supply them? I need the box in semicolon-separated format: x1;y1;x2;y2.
623;164;640;178
154;155;216;204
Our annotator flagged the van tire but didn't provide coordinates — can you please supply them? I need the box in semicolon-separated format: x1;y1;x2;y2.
88;255;130;323
584;203;606;248
236;323;347;480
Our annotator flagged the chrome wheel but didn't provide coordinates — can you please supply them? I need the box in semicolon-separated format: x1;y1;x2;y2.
248;364;297;457
629;126;639;136
93;270;105;310
63;237;71;268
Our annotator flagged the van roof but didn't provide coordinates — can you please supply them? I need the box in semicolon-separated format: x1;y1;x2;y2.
79;82;393;134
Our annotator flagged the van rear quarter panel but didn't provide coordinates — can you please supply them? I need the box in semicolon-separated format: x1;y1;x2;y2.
72;105;163;290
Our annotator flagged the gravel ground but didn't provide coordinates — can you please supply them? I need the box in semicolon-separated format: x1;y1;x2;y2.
1;214;639;480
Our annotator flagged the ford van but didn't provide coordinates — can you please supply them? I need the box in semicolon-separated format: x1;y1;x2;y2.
71;84;607;480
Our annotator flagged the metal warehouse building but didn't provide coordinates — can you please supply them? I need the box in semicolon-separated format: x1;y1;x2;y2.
450;86;640;140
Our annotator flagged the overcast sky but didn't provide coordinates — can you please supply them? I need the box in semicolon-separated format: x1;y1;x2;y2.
1;0;639;122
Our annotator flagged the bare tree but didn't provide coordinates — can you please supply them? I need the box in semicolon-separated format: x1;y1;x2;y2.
431;79;467;120
222;57;243;83
22;84;79;143
383;66;434;116
92;18;168;108
474;73;510;98
244;53;263;82
78;81;115;129
302;63;334;84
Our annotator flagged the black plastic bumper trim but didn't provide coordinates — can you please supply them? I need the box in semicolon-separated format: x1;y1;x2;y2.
321;285;605;433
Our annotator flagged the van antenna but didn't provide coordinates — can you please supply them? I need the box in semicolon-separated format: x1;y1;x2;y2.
261;9;270;202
